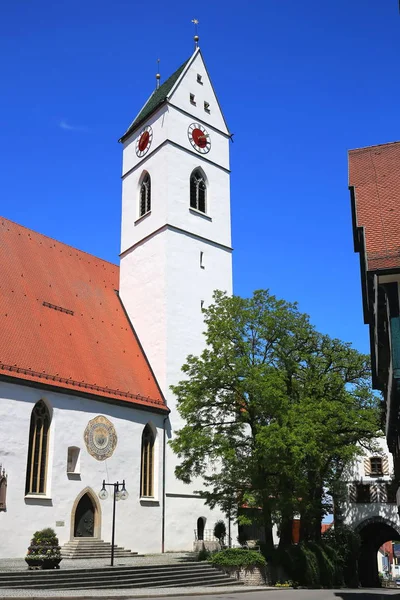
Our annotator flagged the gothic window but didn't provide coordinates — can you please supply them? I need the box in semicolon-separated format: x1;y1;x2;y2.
190;169;207;213
140;424;155;497
0;465;7;511
139;172;151;217
25;400;51;495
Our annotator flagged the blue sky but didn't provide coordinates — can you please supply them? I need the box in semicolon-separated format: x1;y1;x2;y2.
1;0;399;354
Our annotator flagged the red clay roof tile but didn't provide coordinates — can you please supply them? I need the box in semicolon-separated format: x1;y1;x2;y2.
0;217;167;411
349;141;400;271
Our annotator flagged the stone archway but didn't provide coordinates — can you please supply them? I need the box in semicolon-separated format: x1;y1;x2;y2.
356;517;400;587
70;487;101;540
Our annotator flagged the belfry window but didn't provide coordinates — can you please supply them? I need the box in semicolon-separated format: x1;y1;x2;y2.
140;424;155;497
139;172;151;217
25;400;51;495
190;169;207;213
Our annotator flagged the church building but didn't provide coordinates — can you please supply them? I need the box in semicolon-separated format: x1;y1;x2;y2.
0;44;233;558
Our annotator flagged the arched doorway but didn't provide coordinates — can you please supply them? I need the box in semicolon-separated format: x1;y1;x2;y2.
74;494;95;538
197;517;206;541
357;517;400;587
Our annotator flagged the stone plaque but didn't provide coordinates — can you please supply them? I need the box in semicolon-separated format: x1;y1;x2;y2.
56;521;65;527
84;415;117;461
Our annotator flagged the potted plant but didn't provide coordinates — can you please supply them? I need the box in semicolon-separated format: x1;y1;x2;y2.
25;528;62;570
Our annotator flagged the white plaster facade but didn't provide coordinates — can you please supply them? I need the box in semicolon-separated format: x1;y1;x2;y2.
342;438;400;532
119;49;234;549
0;48;236;558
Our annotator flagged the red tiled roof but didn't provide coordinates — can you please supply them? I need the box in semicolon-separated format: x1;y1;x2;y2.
0;217;167;412
349;141;400;271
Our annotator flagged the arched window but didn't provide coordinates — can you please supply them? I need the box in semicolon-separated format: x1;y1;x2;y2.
139;172;151;217
0;465;7;511
140;424;155;497
25;400;51;495
190;169;207;213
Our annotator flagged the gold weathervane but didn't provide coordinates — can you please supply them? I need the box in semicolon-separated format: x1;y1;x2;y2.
192;18;199;48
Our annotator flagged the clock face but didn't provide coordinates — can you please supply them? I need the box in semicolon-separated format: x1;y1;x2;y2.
135;126;153;157
188;123;211;154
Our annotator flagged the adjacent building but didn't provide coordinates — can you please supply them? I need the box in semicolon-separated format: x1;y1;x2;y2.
349;141;400;495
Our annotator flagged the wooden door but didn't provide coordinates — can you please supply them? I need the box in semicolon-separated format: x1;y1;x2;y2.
74;494;95;537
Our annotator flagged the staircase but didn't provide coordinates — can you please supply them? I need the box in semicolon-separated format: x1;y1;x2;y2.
61;539;137;559
0;562;240;589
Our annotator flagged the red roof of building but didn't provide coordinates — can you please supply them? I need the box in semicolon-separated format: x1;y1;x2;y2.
349;141;400;271
0;217;167;412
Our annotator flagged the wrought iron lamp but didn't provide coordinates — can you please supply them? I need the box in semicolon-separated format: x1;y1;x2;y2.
98;480;129;566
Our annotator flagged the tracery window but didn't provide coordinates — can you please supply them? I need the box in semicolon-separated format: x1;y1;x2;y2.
140;424;155;497
25;400;51;495
139;172;151;217
190;169;207;213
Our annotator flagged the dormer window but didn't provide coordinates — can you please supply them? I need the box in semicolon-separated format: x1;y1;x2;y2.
190;94;196;105
197;74;203;84
139;172;151;217
190;169;207;213
204;101;210;113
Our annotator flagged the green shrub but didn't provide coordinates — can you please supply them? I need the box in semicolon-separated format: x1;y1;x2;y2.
210;548;266;568
276;544;319;588
213;520;226;544
307;542;336;588
198;546;211;561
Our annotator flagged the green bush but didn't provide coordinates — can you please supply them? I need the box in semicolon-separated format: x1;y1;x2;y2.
213;520;226;544
307;542;336;588
198;545;211;561
210;548;266;568
276;544;319;588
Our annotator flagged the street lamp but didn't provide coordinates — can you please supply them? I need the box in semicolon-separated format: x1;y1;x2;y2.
98;480;129;566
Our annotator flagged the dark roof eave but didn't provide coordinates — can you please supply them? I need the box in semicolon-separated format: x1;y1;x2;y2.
0;372;170;415
118;100;167;144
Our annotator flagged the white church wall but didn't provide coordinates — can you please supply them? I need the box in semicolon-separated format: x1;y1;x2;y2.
0;380;166;558
168;51;230;136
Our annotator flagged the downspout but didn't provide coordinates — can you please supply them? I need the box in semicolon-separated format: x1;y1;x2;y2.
162;415;168;553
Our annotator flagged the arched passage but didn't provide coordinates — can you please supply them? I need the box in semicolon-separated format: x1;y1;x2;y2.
357;517;400;587
197;517;206;541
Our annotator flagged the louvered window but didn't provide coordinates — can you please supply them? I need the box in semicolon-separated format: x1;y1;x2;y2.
190;169;207;213
139;173;151;217
25;400;50;495
141;425;155;497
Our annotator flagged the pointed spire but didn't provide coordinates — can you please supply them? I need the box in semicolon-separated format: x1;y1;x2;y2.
156;59;161;90
191;18;199;49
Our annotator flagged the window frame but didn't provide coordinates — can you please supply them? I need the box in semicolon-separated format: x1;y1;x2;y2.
370;456;383;476
140;424;155;498
190;169;207;214
25;400;51;496
139;172;151;218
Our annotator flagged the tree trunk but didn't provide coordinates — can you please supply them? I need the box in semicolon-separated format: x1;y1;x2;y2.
262;500;274;558
278;515;294;550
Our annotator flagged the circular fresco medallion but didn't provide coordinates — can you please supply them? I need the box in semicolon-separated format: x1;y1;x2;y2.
84;415;117;461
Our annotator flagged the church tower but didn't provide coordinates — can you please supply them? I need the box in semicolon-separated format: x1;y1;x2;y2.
119;47;233;549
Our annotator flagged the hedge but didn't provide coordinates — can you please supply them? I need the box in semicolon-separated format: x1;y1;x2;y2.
209;548;266;568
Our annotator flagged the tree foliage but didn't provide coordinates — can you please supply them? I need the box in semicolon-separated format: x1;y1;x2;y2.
170;290;380;555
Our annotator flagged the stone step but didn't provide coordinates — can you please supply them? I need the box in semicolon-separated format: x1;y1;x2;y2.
0;562;238;590
61;539;137;559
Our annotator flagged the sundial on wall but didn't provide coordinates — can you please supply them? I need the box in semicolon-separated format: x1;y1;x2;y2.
84;415;117;461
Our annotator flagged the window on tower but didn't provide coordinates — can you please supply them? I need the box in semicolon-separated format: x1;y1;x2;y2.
139;172;151;217
190;169;207;213
25;400;51;495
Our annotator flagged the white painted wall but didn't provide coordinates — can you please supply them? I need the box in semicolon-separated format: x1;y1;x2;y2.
119;50;234;550
342;438;400;531
0;380;166;558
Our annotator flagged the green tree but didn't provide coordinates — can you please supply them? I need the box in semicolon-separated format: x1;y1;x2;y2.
170;290;380;556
